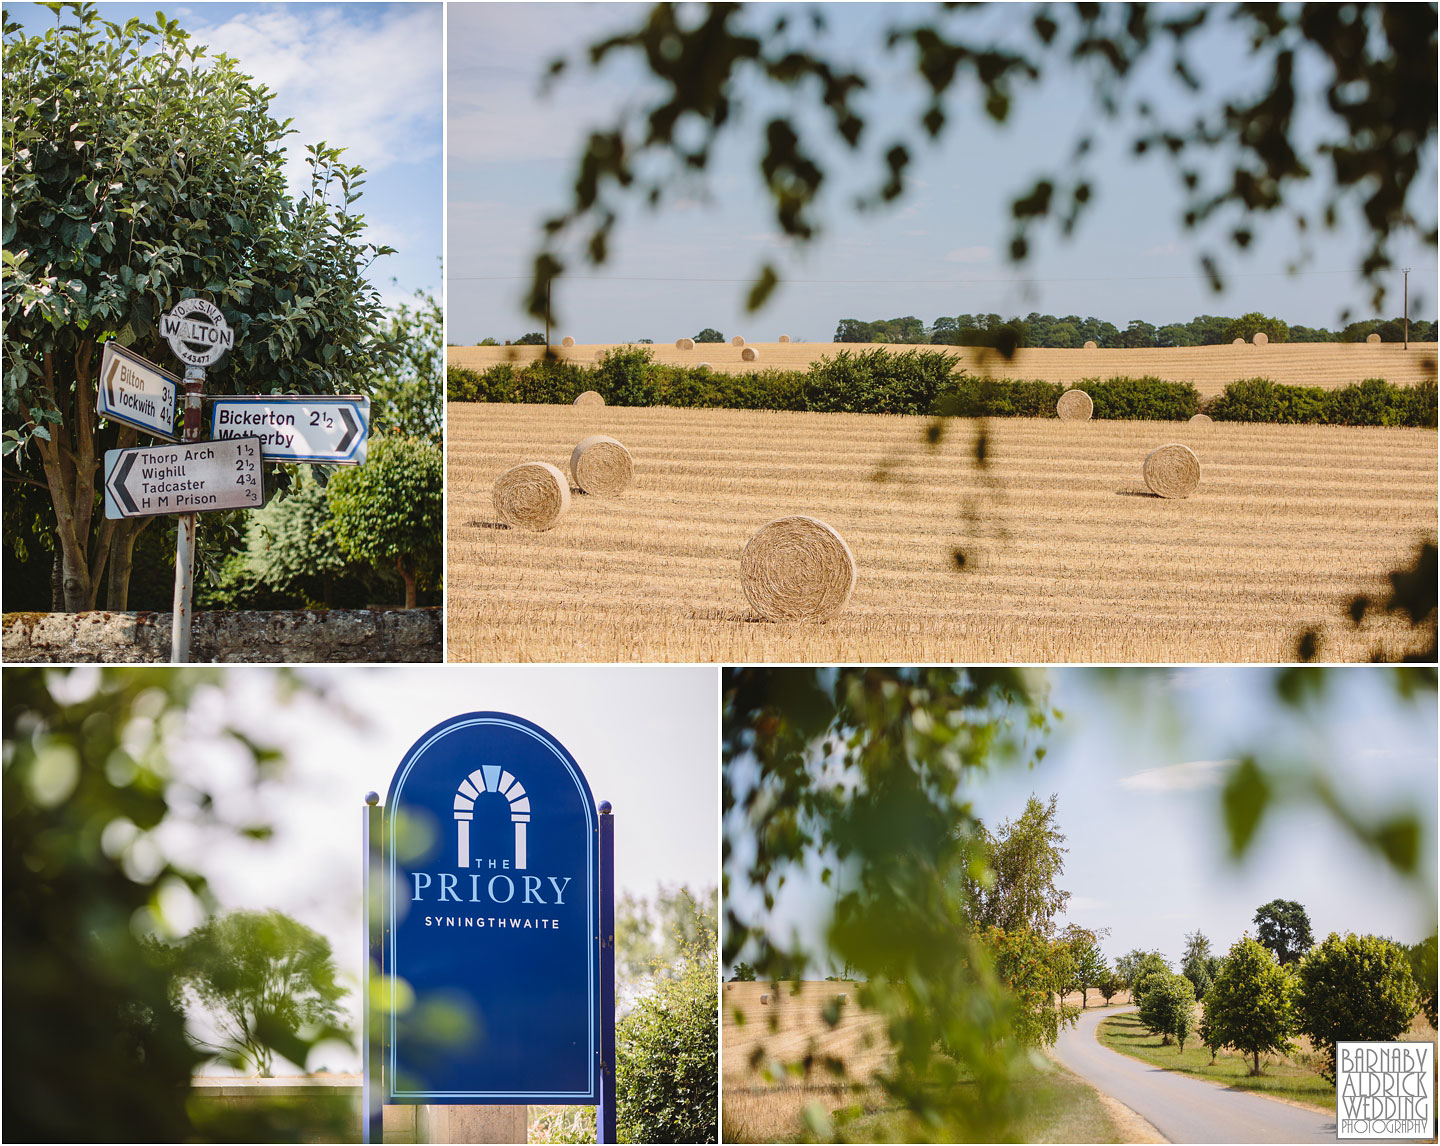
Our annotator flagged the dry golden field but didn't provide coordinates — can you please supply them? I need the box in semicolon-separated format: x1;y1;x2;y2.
446;402;1436;663
448;340;1438;397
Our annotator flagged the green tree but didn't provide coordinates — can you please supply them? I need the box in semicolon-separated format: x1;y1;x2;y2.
326;434;442;608
979;925;1079;1048
693;327;724;343
1096;967;1123;1006
1122;318;1158;348
1254;898;1314;965
1137;971;1196;1047
723;666;1056;1140
369;287;444;441
616;884;718;992
615;895;718;1143
970;793;1070;936
514;331;547;345
2;667;345;1141
1296;932;1420;1082
1197;990;1222;1063
729;962;757;982
1061;924;1109;1009
2;5;394;611
1204;936;1298;1076
1407;934;1438;1028
1224;311;1290;344
833;318;873;343
1181;929;1215;998
1115;948;1168;996
162;909;349;1077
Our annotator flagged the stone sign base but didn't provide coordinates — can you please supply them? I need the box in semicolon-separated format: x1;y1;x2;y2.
2;608;442;663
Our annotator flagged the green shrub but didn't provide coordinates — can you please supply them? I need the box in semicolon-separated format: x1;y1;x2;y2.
940;376;1063;417
1207;376;1436;426
1084;376;1201;419
1296;932;1420;1082
446;366;483;402
1206;377;1327;422
512;357;590;404
804;347;960;415
593;346;657;406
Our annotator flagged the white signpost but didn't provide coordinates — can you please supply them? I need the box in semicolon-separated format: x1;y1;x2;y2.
97;342;180;440
104;437;264;519
208;395;370;464
160;298;234;367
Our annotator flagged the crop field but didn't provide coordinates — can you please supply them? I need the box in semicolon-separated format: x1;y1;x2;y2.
448;340;1438;397
447;403;1436;663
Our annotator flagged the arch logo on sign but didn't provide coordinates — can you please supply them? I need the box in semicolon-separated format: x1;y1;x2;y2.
161;298;233;366
380;713;600;1103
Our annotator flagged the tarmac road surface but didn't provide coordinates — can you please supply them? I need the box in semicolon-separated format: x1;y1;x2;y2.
1051;1005;1336;1143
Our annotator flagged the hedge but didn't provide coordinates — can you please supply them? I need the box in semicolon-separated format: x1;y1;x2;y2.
447;349;1437;427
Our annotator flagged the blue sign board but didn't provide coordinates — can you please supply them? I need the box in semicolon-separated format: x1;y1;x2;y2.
379;712;602;1104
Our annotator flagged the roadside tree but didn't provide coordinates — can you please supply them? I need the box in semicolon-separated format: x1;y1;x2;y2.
2;5;393;611
326;434;442;608
1203;936;1298;1076
1407;934;1438;1028
1254;898;1314;965
1061;924;1109;1008
1296;932;1420;1082
969;793;1070;935
1096;968;1123;1007
1181;929;1215;998
1137;971;1196;1047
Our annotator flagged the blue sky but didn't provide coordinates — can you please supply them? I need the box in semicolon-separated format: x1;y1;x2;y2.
8;2;442;310
448;3;1438;344
726;668;1438;974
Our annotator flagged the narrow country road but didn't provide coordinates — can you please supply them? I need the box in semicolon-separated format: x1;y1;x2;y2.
1051;1006;1336;1143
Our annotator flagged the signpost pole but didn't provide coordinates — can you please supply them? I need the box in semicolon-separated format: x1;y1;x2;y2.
169;364;205;662
363;793;384;1145
598;800;617;1145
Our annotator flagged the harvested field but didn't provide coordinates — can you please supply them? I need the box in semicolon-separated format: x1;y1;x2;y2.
446;403;1436;663
448;341;1438;397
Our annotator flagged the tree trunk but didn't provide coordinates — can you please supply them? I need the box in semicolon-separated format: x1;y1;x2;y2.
106;517;152;610
1252;1049;1260;1075
396;554;417;609
50;547;64;611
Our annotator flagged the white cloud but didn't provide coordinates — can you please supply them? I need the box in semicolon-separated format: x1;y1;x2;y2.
188;5;441;190
1118;759;1237;793
944;246;992;264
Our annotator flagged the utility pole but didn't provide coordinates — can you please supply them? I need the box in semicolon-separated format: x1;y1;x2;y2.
1402;267;1411;349
545;278;551;350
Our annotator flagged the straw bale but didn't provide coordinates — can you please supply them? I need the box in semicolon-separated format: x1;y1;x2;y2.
561;336;575;347
1055;389;1093;421
1366;332;1382;345
740;515;857;622
741;346;759;362
1232;337;1245;346
778;334;791;343
493;461;570;530
1143;443;1201;499
1252;331;1268;346
697;362;711;370
569;434;633;496
1188;413;1214;426
676;337;695;350
573;390;605;407
732;335;746;346
1083;340;1097;350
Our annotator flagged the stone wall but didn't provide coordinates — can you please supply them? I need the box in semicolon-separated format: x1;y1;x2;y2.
2;608;442;663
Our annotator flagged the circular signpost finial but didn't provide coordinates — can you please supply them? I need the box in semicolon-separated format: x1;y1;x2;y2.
365;791;380;806
161;298;234;367
599;800;613;815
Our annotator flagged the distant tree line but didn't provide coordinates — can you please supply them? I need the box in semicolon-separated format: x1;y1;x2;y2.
834;312;1439;348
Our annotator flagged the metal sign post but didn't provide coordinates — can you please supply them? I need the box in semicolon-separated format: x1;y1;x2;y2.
598;801;617;1144
363;792;384;1146
160;300;233;663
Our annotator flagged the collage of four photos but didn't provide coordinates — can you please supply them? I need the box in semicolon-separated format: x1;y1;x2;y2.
3;2;1438;1144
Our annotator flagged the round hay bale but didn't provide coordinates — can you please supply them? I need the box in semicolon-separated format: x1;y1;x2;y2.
561;335;575;347
740;346;759;362
778;334;790;343
1188;413;1214;426
573;390;605;407
570;434;633;495
1232;337;1245;346
1252;330;1268;346
760;994;770;1005
1143;443;1201;499
740;516;857;622
493;461;570;530
1366;332;1382;345
731;335;746;347
676;336;695;350
1083;340;1098;350
1055;389;1093;421
593;350;606;361
696;362;711;370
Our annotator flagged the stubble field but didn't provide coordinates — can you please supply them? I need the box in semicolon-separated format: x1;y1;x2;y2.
446;403;1436;663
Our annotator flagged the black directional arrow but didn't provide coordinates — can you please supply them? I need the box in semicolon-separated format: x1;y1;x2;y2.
111;453;139;515
105;356;121;411
336;405;361;454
